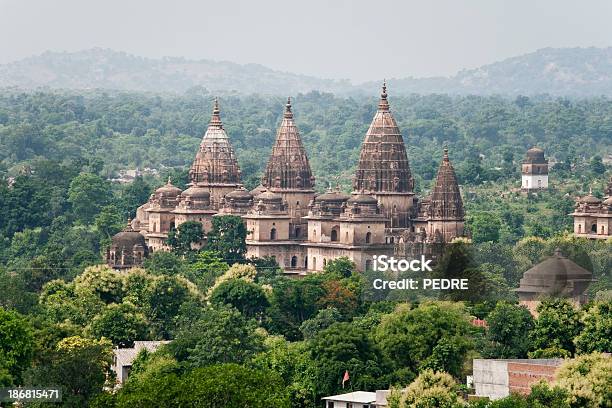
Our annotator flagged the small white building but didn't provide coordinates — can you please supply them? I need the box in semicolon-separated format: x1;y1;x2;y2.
111;341;169;386
521;147;549;191
322;390;389;408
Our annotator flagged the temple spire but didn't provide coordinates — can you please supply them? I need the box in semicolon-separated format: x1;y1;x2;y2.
189;97;241;186
209;97;223;128
429;147;464;220
378;80;389;111
284;97;293;118
262;98;314;190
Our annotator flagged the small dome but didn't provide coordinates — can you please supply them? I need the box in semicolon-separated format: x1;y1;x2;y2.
527;146;544;155
112;223;146;249
603;196;612;206
250;184;267;196
156;177;182;196
226;187;253;201
315;190;351;202
181;185;210;199
524;147;547;164
256;190;282;202
580;193;601;204
348;194;378;205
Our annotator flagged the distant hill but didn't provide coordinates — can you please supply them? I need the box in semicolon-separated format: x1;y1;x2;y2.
360;47;612;97
1;47;611;96
0;48;350;95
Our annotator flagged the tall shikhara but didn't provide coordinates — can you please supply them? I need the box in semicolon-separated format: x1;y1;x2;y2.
262;97;315;191
262;98;315;240
429;148;464;220
189;98;242;207
353;83;415;229
353;82;414;194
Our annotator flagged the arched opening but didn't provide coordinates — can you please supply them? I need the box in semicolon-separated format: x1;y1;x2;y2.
578;224;582;233
304;257;308;269
591;223;597;233
365;232;372;244
270;228;277;240
331;227;339;242
323;258;327;267
291;256;298;268
312;257;317;269
601;225;605;234
365;260;372;270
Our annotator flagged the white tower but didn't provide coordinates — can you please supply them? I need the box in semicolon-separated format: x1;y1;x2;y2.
521;147;549;190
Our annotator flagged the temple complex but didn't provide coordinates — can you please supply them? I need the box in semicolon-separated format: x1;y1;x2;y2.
110;85;468;272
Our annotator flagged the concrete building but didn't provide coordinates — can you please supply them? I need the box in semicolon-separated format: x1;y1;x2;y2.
322;391;378;408
111;341;169;386
472;358;563;400
521;147;549;191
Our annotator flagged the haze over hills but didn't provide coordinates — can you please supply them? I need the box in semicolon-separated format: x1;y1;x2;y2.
1;47;611;96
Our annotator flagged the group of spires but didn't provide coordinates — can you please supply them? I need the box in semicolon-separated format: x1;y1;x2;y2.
189;83;461;209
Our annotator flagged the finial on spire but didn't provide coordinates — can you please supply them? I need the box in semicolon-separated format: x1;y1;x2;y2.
209;97;223;128
443;145;449;161
284;96;293;118
378;80;390;111
167;176;172;185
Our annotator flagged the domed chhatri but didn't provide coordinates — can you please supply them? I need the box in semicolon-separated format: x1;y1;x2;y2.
572;180;612;239
106;220;148;270
156;177;182;197
515;248;594;316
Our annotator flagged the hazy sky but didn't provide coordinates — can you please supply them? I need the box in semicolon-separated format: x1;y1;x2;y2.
1;0;611;83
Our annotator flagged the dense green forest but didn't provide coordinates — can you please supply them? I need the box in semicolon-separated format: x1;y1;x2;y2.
1;89;610;191
0;89;610;407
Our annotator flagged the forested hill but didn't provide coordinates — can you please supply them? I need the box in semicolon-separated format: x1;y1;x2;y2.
1;47;612;96
360;47;612;97
0;48;350;95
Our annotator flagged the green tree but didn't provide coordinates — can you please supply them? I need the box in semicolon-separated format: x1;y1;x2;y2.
68;173;112;224
556;352;612;408
589;155;606;174
115;363;290;408
574;301;612;354
169;306;263;367
388;369;461;408
530;298;583;356
375;302;473;378
25;336;113;407
299;307;343;340
323;257;357;278
308;322;386;400
166;221;204;256
94;204;125;240
486;302;535;358
210;279;269;319
469;212;502;243
0;307;34;384
143;251;184;276
205;215;247;263
89;302;149;347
